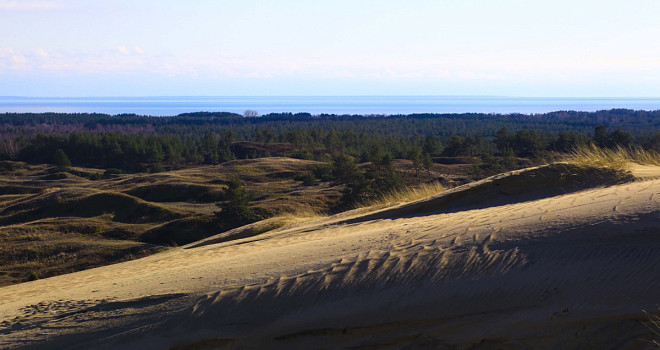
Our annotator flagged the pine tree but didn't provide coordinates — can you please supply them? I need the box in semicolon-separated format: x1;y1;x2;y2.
215;177;259;226
53;149;71;172
422;152;433;173
410;146;422;177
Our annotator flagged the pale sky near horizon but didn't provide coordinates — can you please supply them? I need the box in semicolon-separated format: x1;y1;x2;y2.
2;0;660;97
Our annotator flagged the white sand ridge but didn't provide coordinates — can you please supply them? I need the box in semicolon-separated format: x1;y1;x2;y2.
1;163;660;349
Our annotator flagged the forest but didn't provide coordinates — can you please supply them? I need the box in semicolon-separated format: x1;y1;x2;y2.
1;109;659;174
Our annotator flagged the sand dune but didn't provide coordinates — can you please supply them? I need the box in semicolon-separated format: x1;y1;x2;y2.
1;164;660;349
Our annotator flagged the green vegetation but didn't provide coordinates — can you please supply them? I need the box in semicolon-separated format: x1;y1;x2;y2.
53;149;71;172
27;272;39;281
1;109;659;174
215;177;260;226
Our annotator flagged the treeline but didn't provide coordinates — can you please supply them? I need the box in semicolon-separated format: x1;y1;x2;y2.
2;109;660;139
1;110;659;173
17;132;236;172
9;125;659;173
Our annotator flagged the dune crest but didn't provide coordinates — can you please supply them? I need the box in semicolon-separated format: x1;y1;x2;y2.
1;164;660;349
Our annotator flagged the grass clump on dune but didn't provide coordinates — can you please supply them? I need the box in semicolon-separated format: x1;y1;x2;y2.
265;210;327;228
364;182;446;210
242;210;328;237
565;144;660;171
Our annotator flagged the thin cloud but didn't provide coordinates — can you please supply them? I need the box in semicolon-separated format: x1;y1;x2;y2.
0;1;62;11
3;46;660;90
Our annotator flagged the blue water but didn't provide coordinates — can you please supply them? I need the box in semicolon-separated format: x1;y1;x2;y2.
1;96;660;116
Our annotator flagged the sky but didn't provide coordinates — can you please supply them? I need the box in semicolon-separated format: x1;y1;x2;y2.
2;0;660;97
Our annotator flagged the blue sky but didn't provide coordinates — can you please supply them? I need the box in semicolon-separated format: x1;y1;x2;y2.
2;0;660;96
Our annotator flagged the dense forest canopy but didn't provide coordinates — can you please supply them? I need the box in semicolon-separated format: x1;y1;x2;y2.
1;109;659;173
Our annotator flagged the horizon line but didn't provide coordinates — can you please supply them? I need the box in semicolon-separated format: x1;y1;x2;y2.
2;95;660;99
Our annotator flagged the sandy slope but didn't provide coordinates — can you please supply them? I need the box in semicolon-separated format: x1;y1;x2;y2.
1;164;660;349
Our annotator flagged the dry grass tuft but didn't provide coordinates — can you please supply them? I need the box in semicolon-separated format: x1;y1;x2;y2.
257;210;328;232
644;310;660;347
629;147;660;167
365;182;446;210
197;209;328;244
564;144;660;171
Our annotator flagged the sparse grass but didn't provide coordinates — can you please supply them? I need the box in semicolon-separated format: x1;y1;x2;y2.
0;234;164;286
235;209;329;238
629;148;660;167
266;209;327;228
364;182;446;211
565;144;660;170
644;310;660;348
233;166;266;174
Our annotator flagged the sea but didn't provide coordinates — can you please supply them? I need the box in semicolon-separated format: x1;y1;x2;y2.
1;96;660;116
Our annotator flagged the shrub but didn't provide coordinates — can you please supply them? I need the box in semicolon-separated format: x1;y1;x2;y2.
104;168;124;176
294;172;318;186
312;164;333;181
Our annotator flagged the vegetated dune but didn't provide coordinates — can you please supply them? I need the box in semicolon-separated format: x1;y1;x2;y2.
1;163;660;349
0;157;345;285
0;188;184;225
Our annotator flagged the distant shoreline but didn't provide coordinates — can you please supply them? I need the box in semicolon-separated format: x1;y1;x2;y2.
2;96;660;116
